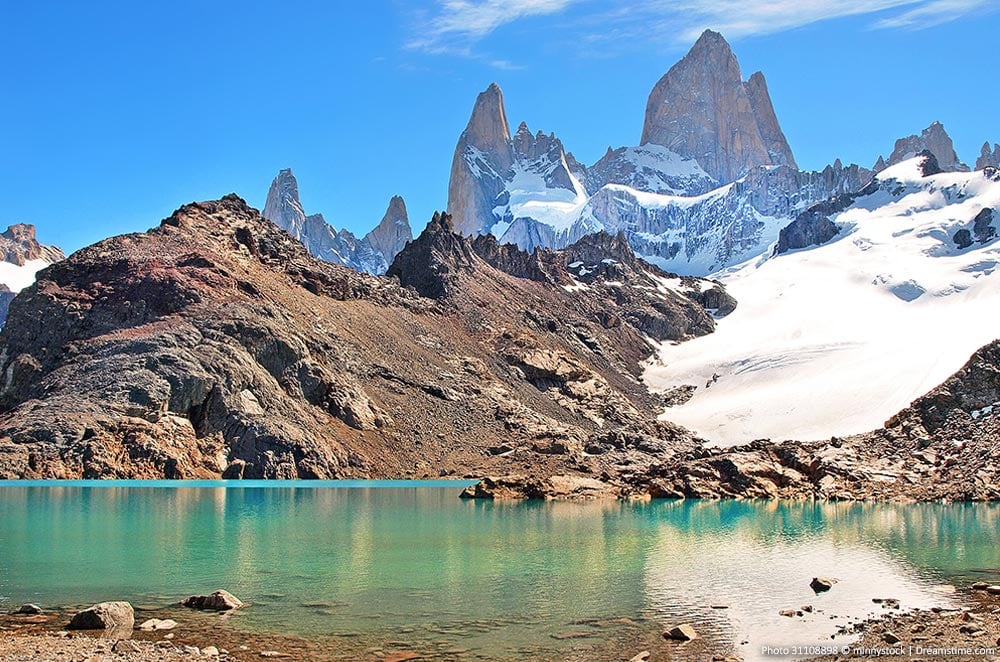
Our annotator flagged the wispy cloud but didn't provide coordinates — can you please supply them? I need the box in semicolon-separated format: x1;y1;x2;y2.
407;0;582;53
407;0;990;55
488;58;526;71
873;0;993;29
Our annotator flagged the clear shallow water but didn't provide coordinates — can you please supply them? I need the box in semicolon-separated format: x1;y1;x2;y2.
1;482;999;660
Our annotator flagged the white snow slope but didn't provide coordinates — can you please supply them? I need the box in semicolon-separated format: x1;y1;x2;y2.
0;258;50;293
645;157;1000;446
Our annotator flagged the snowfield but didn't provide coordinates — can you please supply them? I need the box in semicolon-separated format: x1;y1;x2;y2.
645;158;1000;446
0;258;51;293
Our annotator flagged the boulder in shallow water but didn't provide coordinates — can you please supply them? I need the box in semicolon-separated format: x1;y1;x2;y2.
67;601;134;630
663;623;698;641
181;589;245;611
810;577;839;593
14;604;42;615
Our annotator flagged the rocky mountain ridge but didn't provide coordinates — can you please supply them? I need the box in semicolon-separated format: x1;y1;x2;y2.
0;196;726;479
2;195;999;504
262;169;412;275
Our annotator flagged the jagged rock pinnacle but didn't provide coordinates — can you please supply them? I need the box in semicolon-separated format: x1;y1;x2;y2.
262;168;307;238
447;83;516;237
364;195;412;264
640;29;794;183
976;141;1000;170
888;122;968;172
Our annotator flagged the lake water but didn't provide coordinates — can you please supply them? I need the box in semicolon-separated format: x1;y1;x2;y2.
1;481;998;660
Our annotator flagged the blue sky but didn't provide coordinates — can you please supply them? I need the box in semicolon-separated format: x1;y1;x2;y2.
2;0;998;254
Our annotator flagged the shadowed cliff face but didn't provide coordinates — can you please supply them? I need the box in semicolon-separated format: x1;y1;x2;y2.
0;196;729;480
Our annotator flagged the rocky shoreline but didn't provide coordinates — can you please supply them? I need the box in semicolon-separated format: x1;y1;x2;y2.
815;587;1000;661
4;582;999;661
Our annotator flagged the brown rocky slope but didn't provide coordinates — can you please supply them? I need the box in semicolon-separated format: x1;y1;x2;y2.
0;195;728;480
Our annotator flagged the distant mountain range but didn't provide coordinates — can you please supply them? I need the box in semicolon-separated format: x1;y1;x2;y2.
257;29;991;282
262;168;412;275
446;30;981;276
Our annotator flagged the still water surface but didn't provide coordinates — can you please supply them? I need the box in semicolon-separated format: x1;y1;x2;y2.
1;481;998;659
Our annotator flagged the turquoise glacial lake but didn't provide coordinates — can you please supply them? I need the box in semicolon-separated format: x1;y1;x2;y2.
1;481;999;660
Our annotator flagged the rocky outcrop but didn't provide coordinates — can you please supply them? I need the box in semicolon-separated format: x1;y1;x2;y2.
460;474;620;500
640;30;794;184
888;122;968;172
385;212;478;299
262;169;410;275
776;203;842;254
976;142;1000;170
973;208;996;243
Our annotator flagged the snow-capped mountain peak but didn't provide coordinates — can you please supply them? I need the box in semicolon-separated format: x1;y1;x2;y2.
0;224;65;324
445;33;872;276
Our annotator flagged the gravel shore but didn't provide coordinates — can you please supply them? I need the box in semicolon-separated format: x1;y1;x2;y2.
2;588;998;661
813;589;1000;661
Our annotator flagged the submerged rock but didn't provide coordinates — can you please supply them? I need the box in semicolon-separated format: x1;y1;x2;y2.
181;590;245;611
139;618;178;630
